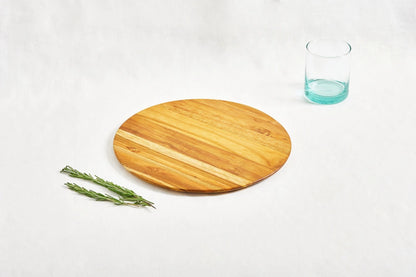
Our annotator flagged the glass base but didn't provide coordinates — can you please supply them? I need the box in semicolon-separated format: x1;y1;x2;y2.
304;79;349;105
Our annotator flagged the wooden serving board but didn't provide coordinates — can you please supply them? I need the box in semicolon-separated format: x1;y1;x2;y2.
113;99;291;193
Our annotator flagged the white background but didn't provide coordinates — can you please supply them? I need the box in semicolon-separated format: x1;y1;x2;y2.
1;0;416;276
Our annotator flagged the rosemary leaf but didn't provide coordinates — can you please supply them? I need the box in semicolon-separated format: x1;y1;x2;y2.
65;182;124;206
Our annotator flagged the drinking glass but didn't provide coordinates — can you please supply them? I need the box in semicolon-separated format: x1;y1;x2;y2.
304;39;351;104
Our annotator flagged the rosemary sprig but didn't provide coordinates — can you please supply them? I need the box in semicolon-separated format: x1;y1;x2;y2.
65;182;125;205
61;166;155;208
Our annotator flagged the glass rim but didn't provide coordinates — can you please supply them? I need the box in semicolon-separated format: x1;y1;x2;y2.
306;39;352;58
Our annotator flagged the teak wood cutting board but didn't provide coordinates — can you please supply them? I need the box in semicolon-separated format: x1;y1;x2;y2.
113;99;291;193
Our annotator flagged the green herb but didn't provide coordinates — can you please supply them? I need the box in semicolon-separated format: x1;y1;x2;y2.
64;182;125;205
61;166;155;208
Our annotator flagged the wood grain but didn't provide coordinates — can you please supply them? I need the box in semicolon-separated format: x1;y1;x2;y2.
113;99;291;193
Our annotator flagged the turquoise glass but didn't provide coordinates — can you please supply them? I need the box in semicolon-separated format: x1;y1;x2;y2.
304;40;351;105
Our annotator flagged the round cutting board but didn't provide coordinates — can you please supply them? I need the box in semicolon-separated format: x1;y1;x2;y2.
113;99;291;193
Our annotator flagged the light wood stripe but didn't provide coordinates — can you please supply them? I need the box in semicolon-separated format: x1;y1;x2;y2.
121;115;272;181
117;129;251;186
114;133;246;192
114;145;234;192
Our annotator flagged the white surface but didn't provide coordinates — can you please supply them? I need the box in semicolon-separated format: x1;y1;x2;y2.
1;0;416;276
